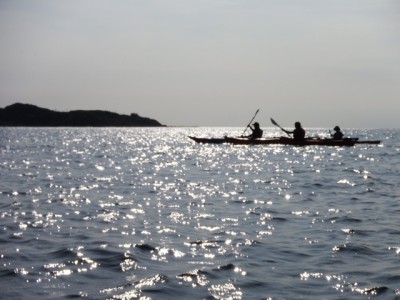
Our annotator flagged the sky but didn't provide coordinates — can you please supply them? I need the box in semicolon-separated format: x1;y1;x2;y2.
1;0;399;128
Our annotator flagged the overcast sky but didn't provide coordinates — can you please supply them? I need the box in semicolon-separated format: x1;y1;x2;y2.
1;0;399;128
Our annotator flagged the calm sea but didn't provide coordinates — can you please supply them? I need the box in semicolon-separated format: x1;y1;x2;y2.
0;127;399;300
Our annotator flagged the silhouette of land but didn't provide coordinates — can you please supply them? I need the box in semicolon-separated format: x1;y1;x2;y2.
0;103;164;127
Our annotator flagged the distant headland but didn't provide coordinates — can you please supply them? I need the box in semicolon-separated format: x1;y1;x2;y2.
0;103;164;127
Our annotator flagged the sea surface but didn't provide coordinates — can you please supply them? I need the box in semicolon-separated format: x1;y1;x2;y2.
0;127;399;300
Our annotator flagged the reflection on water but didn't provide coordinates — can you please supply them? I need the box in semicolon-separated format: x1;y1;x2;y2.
0;127;398;299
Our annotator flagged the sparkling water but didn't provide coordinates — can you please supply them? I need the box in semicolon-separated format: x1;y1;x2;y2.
0;127;399;299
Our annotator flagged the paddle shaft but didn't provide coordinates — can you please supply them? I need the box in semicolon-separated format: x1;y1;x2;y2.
242;109;259;136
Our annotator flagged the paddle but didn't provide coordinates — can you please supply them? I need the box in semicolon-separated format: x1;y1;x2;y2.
241;109;260;136
270;118;290;137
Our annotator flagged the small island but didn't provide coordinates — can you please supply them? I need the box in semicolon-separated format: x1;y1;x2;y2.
0;103;164;127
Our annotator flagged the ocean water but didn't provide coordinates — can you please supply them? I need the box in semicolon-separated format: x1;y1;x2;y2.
0;127;399;300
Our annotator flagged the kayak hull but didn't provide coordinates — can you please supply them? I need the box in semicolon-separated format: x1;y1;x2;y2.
224;137;358;146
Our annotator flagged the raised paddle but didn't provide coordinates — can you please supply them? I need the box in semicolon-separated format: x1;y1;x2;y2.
270;118;290;137
241;109;260;136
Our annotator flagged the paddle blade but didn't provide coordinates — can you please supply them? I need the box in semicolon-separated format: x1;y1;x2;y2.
270;118;278;126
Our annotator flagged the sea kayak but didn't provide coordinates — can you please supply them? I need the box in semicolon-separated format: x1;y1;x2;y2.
189;136;381;146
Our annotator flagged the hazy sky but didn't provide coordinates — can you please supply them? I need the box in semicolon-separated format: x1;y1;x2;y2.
1;0;399;128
